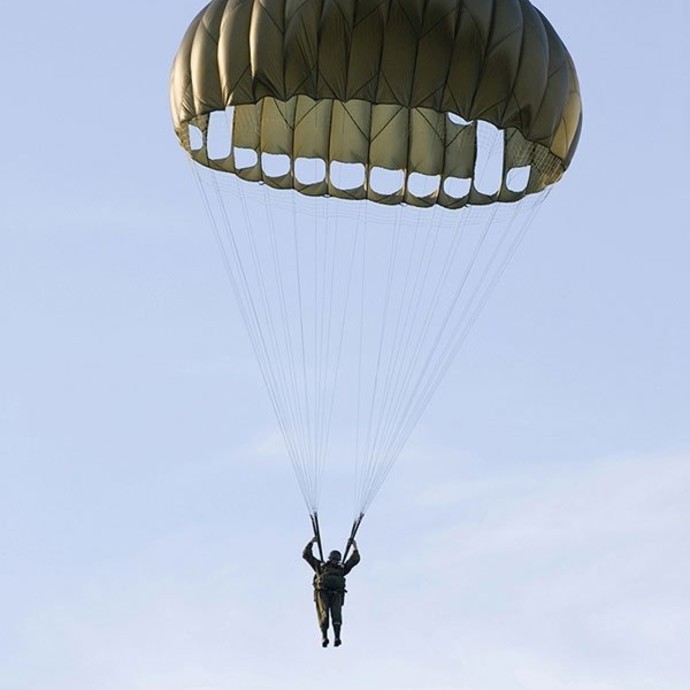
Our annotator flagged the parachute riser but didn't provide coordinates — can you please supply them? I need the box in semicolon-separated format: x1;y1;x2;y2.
310;512;325;563
342;512;365;563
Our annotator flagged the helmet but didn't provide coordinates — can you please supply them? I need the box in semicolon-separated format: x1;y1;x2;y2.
328;550;342;562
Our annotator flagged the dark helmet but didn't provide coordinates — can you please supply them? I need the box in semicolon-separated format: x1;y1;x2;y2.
328;550;342;562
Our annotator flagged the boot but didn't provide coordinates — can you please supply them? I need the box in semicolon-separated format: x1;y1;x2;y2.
333;623;342;647
321;627;329;648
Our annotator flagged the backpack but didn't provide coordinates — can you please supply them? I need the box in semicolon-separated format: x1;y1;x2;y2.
314;563;347;593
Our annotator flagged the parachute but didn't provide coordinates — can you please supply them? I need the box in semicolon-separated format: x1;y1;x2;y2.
170;0;582;549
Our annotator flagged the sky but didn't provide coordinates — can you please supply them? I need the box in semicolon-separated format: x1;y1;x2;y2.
1;1;689;689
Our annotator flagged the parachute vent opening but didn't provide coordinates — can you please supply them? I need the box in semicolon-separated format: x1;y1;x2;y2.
207;110;232;160
443;176;471;199
188;124;203;152
370;167;404;196
330;161;365;191
506;166;530;193
261;152;291;178
474;121;504;195
234;147;258;170
408;173;440;199
448;112;472;126
295;157;327;185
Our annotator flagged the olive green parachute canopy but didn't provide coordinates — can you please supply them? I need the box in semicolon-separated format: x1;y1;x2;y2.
170;0;582;208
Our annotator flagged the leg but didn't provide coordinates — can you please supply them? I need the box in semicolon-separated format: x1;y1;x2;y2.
330;593;344;646
315;591;330;646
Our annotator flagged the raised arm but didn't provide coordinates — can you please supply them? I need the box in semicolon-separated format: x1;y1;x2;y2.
343;539;360;575
302;537;321;572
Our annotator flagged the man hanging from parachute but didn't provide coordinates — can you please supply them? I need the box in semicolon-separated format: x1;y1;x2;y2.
300;513;363;647
303;536;360;647
170;0;582;644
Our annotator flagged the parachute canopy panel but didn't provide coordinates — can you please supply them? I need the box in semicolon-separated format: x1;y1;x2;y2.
170;0;582;206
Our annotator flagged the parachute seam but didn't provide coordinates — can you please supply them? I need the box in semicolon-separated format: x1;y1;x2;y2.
503;0;529;134
402;0;430;195
467;0;498;119
315;0;329;96
414;3;462;112
372;0;395;106
531;23;566;150
479;14;526;126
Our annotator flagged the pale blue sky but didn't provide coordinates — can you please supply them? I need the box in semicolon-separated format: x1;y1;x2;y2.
1;1;689;689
